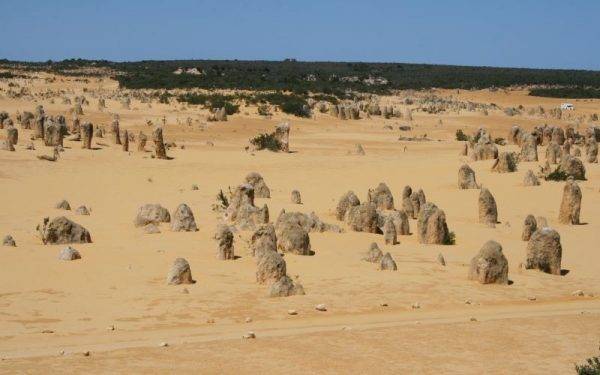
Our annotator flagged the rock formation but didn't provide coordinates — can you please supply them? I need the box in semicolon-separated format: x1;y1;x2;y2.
38;217;92;245
417;203;451;245
458;164;479;189
215;224;235;260
245;172;270;198
558;179;581;225
134;204;171;227
167;258;195;285
525;227;562;275
468;240;508;284
171;203;198;231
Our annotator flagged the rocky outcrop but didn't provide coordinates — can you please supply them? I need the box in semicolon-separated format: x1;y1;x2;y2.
525;228;562;275
38;217;92;245
468;240;509;284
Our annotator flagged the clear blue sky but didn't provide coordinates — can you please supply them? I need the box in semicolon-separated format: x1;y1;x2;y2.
1;0;599;70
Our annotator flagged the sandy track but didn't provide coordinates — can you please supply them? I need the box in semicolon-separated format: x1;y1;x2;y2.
1;300;598;358
2;302;599;374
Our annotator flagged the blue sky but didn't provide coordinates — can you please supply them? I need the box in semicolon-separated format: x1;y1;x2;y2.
1;0;599;70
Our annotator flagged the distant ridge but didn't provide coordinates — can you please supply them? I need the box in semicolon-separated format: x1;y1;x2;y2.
3;58;600;93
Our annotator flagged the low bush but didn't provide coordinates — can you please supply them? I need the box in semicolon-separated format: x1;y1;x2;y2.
257;104;271;116
575;346;600;375
249;133;282;151
456;129;469;141
443;231;456;245
545;167;568;181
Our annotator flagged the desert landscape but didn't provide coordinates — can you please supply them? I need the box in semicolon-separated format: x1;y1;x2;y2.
0;65;599;374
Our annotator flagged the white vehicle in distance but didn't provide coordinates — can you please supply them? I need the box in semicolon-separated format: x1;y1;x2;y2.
560;103;574;110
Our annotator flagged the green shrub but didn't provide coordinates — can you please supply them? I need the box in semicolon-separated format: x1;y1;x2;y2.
158;92;171;104
311;94;339;105
545;167;568;181
177;93;239;114
530;87;600;99
257;104;271;116
211;189;230;212
280;100;310;117
239;92;310;117
456;129;469;141
575;346;600;375
216;189;229;208
250;133;282;151
443;231;456;245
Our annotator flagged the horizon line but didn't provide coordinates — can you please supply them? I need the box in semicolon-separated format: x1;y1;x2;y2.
3;57;600;73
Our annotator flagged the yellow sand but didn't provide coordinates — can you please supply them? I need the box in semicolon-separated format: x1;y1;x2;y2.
0;73;599;374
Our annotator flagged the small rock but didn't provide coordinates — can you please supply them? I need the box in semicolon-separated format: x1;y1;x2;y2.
159;342;168;347
55;199;71;210
287;309;298;315
437;253;446;266
191;184;199;191
144;224;161;234
470;317;478;322
206;318;215;324
107;325;115;331
58;350;65;356
75;206;90;215
41;329;54;334
242;332;256;339
528;296;537;301
58;246;81;261
464;299;472;305
82;351;90;357
315;304;327;312
572;290;585;297
411;302;421;309
245;317;252;323
380;303;388;307
2;235;16;247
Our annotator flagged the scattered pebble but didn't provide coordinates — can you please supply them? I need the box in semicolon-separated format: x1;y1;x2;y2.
41;329;54;334
206;318;215;324
315;304;327;312
528;296;537;301
287;309;298;315
243;332;256;339
107;325;115;331
464;299;472;305
159;342;168;347
470;317;478;322
572;290;585;297
245;317;252;323
411;302;421;309
380;302;388;307
82;351;90;357
58;350;65;356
